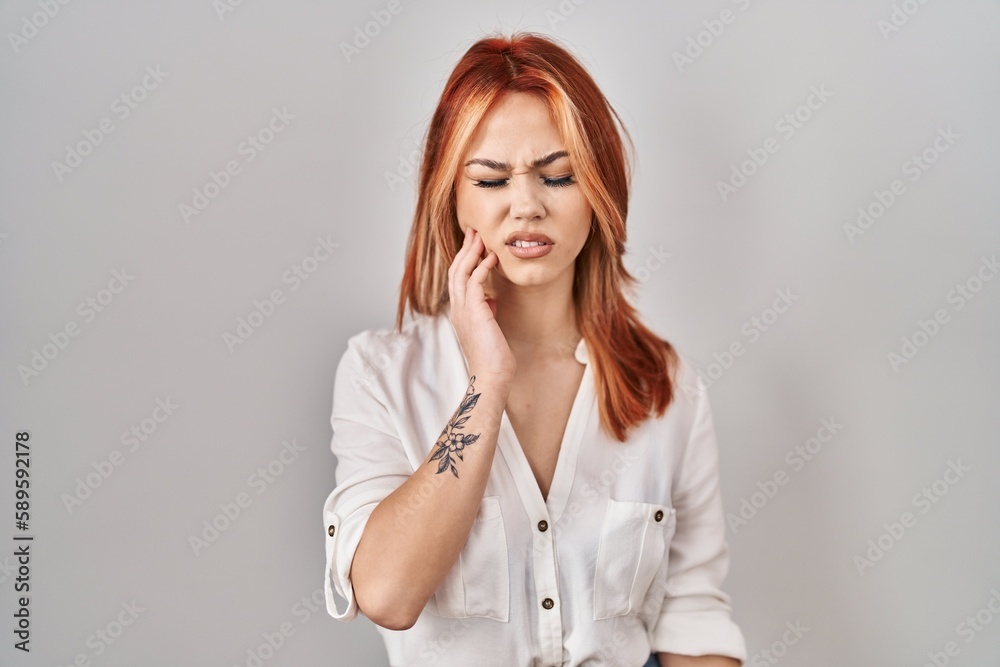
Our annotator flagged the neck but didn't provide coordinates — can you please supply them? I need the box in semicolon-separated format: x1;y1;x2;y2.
487;267;581;361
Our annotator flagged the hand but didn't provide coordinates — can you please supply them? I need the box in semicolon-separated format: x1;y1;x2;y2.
448;227;516;382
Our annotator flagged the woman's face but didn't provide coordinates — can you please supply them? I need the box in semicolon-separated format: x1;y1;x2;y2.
454;91;592;290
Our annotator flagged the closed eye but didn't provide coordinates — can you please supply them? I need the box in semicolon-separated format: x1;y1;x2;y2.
474;176;576;189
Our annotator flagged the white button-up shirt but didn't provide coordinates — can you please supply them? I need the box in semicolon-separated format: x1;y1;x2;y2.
323;306;747;666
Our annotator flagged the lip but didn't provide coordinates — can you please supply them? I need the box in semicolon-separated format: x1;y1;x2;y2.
505;231;554;245
506;242;553;260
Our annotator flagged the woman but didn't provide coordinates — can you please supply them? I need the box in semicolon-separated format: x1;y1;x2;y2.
323;31;747;666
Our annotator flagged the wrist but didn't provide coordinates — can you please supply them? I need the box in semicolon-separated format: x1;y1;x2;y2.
467;370;514;391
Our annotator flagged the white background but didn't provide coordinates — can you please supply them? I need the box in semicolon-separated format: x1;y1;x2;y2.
1;1;999;665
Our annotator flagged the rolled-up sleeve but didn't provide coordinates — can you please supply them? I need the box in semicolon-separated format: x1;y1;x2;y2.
323;334;413;622
649;371;748;663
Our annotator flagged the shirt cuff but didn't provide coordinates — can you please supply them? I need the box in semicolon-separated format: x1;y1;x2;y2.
649;603;748;664
324;498;380;622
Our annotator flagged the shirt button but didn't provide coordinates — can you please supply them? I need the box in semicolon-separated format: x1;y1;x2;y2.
537;520;548;532
654;510;663;522
542;597;554;610
328;525;336;537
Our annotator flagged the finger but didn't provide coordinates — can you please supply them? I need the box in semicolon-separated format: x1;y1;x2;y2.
453;230;484;305
450;227;474;307
466;250;497;304
449;227;473;307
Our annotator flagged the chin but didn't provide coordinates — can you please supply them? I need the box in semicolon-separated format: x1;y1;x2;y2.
495;262;564;287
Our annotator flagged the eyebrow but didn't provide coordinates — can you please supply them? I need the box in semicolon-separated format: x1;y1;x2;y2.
464;150;569;171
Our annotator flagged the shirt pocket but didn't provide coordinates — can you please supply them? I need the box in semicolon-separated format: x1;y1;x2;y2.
593;498;677;621
426;495;510;622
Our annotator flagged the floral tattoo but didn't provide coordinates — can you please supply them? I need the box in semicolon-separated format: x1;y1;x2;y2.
430;375;482;478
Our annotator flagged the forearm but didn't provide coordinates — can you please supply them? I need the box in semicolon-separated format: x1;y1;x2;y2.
351;371;510;628
658;654;741;667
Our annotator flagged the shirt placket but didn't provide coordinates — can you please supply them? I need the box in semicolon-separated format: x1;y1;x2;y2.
531;501;564;666
498;415;566;666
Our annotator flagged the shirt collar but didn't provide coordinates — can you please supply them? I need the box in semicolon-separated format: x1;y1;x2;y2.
574;335;589;365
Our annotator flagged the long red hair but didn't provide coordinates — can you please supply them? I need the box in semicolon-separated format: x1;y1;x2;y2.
395;31;680;442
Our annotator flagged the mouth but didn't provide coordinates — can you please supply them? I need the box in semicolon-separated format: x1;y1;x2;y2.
504;232;554;247
507;239;552;249
505;237;554;259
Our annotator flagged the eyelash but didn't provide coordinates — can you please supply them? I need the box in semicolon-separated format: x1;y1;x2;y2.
473;176;576;189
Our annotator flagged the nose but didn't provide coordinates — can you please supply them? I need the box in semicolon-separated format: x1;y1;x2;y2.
508;173;545;222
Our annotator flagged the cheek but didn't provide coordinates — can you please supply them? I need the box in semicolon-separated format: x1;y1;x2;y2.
570;191;592;217
454;184;471;224
456;187;493;225
567;198;593;241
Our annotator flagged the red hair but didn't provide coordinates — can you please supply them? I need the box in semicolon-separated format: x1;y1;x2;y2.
395;31;680;442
